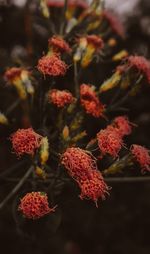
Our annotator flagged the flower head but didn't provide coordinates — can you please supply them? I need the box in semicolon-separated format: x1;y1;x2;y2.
97;126;123;158
61;147;110;205
86;35;104;50
127;56;150;83
117;55;150;84
4;67;22;82
61;147;97;182
48;36;71;53
113;116;132;137
130;144;150;172
80;84;105;118
11;128;42;156
49;89;74;108
18;192;55;219
37;54;67;76
79;170;109;204
102;10;125;38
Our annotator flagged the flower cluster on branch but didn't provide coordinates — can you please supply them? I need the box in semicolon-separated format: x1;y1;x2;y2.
0;0;150;223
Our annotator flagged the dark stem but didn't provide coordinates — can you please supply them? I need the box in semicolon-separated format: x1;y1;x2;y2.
107;75;143;112
5;99;21;116
0;160;27;178
2;175;150;183
105;176;150;183
59;0;68;35
107;90;131;112
0;166;33;210
74;61;79;97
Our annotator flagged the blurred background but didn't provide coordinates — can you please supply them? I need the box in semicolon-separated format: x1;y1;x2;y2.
0;0;150;253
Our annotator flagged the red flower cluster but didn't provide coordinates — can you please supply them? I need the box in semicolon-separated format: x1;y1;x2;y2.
97;116;133;158
61;147;96;181
47;0;88;9
11;128;42;156
48;36;71;53
18;192;55;219
49;89;74;108
117;56;150;84
4;67;22;81
86;35;104;50
102;11;125;39
113;116;132;137
61;147;109;204
37;54;67;76
127;56;150;83
97;126;123;158
130;144;150;172
79;170;109;205
80;84;105;118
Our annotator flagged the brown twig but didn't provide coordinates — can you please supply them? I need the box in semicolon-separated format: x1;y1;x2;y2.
105;176;150;183
0;166;33;210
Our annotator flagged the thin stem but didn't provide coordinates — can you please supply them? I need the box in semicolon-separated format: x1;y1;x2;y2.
0;160;27;178
0;166;33;210
107;91;131;112
109;87;122;105
59;0;68;35
105;176;150;183
2;175;150;184
101;0;105;9
48;16;57;34
5;99;21;116
108;75;143;112
74;61;79;97
0;175;69;184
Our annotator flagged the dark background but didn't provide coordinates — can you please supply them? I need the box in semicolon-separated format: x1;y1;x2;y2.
0;1;150;253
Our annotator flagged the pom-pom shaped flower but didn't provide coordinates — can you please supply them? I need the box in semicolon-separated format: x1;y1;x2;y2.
113;116;132;137
130;144;150;172
117;56;150;84
11;128;42;156
48;35;71;53
61;147;109;205
37;54;67;76
79;170;109;205
61;147;97;182
48;89;74;108
80;83;97;100
97;126;123;158
80;84;105;118
127;56;150;84
18;192;55;219
102;10;125;39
